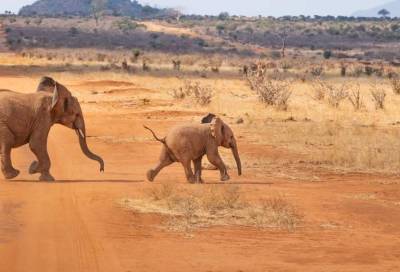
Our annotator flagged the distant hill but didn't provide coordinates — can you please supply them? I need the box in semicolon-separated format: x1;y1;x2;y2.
19;0;169;18
353;0;400;17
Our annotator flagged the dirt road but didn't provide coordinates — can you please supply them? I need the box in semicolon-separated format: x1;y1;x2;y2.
0;118;399;272
0;76;399;272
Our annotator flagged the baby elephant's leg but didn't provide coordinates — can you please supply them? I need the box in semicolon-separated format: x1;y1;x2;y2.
0;144;19;179
147;147;174;182
0;128;19;180
206;148;229;182
193;157;204;183
181;159;195;183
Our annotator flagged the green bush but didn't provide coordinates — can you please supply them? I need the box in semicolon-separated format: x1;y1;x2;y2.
323;50;332;59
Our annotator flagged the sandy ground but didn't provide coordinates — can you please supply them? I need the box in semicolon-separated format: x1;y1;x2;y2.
0;67;399;272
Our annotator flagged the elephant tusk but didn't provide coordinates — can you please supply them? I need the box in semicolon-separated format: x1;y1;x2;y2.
78;129;85;138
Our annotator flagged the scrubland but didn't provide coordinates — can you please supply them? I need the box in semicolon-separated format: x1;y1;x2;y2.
0;15;400;271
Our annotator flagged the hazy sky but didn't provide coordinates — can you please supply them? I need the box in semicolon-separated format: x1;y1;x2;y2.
2;0;391;16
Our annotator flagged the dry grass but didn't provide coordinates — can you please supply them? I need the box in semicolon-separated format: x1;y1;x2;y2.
310;79;350;108
169;80;213;106
348;83;364;111
2;49;400;175
390;76;400;95
311;79;326;101
370;82;387;110
145;183;176;201
121;185;302;233
247;197;302;230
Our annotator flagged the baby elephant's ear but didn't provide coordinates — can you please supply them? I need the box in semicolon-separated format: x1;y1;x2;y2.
210;117;224;145
201;113;216;124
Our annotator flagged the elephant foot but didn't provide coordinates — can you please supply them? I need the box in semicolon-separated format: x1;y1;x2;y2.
39;173;55;182
147;170;155;182
4;168;20;180
29;161;39;174
195;176;204;184
220;173;230;182
187;176;196;184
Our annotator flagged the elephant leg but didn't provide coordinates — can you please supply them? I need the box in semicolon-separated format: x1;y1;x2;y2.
193;157;204;183
147;148;174;182
182;159;195;183
0;144;19;180
206;148;230;182
29;138;54;182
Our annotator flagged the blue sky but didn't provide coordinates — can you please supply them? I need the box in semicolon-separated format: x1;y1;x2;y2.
3;0;391;16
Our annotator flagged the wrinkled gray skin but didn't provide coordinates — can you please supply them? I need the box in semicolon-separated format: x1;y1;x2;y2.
146;113;242;183
0;77;104;181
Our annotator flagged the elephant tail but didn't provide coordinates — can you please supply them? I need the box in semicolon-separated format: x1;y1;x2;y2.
144;125;178;162
143;125;166;144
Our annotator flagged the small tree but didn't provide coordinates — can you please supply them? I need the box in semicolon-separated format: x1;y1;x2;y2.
218;12;230;20
378;9;390;18
275;29;290;58
91;0;107;26
323;50;332;59
165;8;182;21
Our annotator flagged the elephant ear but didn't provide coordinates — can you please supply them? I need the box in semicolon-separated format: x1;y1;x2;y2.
36;77;59;109
37;76;56;93
210;117;224;146
201;113;216;124
37;77;73;110
51;84;59;109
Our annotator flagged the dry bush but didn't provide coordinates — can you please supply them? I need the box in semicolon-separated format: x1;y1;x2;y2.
245;65;266;90
210;58;223;73
313;80;349;108
170;80;213;106
340;63;347;77
121;186;302;233
172;59;181;71
326;84;348;108
348;83;364;111
200;185;242;214
246;66;292;110
258;80;292;110
145;184;176;201
310;79;326;101
247;196;302;231
142;60;150;71
169;87;186;100
390;76;400;95
221;185;241;209
349;65;364;77
309;66;324;77
370;83;386;110
167;195;199;231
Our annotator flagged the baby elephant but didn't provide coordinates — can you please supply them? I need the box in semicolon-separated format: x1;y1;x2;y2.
145;113;242;183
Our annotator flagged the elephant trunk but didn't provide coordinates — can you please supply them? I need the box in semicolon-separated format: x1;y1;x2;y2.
231;141;242;176
74;117;105;172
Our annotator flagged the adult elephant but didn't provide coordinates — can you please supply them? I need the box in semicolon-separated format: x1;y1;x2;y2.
0;76;104;181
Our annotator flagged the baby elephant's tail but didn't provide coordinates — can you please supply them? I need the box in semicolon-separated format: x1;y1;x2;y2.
144;125;177;162
143;125;166;144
